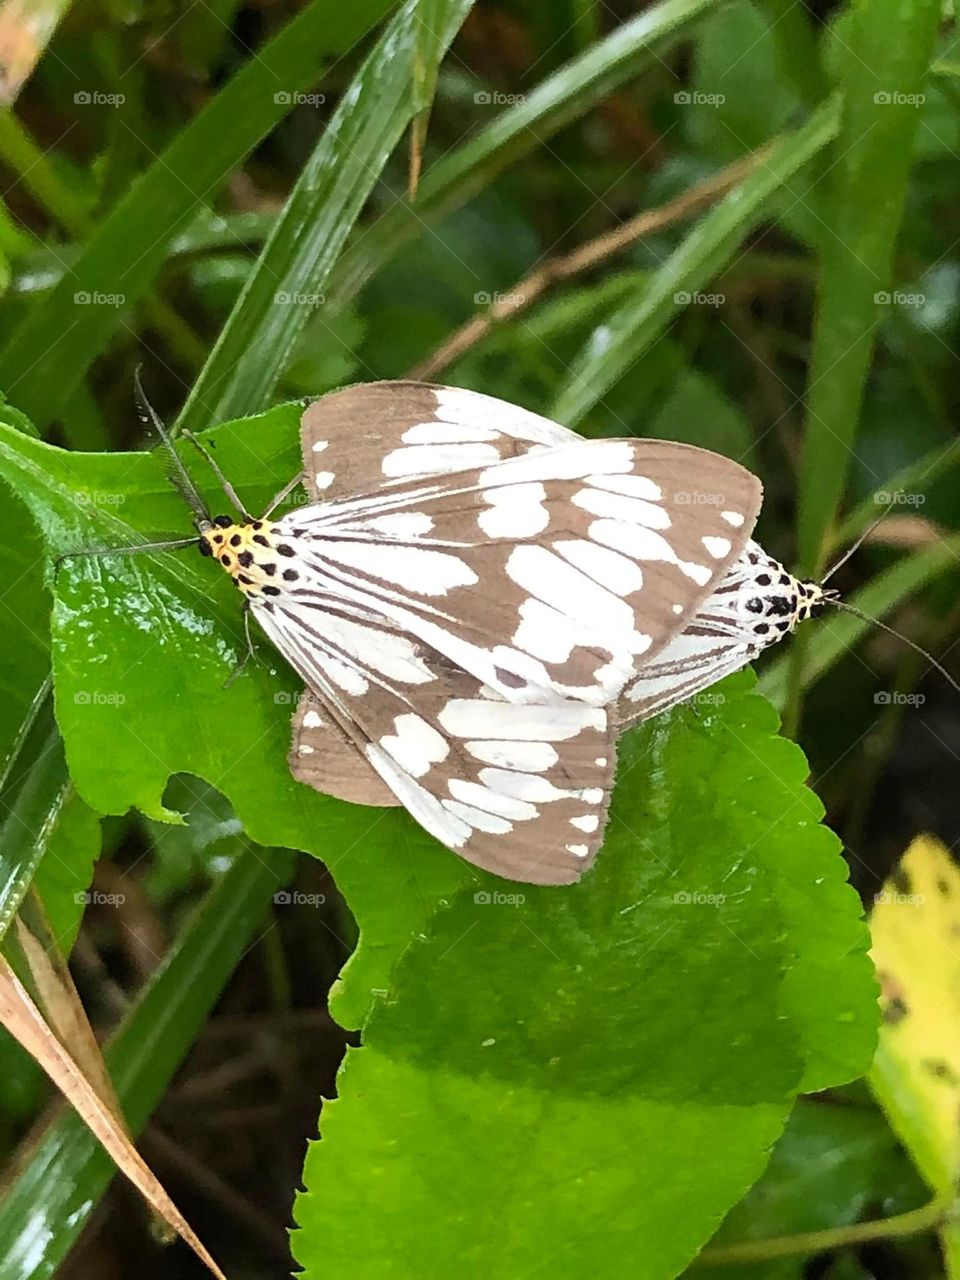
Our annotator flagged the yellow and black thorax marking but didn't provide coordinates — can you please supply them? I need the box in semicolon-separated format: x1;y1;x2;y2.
198;515;301;600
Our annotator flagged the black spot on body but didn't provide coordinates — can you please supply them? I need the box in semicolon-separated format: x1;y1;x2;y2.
213;534;223;545
277;544;295;557
755;623;770;635
262;563;276;576
253;534;270;547
230;534;241;547
756;574;771;586
238;551;253;568
283;568;299;581
220;554;231;566
253;521;263;530
262;585;281;597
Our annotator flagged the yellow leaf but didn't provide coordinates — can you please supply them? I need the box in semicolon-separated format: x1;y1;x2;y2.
869;833;960;1195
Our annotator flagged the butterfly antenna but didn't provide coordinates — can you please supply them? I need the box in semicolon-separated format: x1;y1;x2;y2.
822;505;901;584
134;366;212;528
829;598;960;696
180;429;253;520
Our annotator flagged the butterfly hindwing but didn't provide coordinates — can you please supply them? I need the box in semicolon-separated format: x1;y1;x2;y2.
299;380;575;502
271;611;616;884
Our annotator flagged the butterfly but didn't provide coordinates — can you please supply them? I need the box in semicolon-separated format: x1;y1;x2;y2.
173;380;829;885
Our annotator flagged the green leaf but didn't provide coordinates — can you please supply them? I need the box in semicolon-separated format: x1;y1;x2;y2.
293;673;875;1279
549;99;840;426
795;0;942;577
327;0;722;309
0;843;290;1279
32;785;102;954
0;0;396;430
178;0;475;430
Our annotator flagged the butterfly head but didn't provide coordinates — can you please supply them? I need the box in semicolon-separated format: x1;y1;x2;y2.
197;516;301;602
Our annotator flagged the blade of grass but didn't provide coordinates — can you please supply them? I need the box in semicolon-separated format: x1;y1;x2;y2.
0;842;292;1280
794;0;942;578
0;0;396;431
759;536;960;709
0;730;69;942
177;0;475;431
326;0;722;311
550;98;840;425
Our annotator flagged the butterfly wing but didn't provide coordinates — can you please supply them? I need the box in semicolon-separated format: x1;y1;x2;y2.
265;603;614;884
289;691;399;806
299;380;575;501
278;435;762;707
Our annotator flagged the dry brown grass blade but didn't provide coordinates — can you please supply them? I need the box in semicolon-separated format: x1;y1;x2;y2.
0;951;227;1280
0;0;69;105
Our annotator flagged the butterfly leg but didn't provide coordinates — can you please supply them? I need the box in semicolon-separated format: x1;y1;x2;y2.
262;470;307;518
223;601;260;688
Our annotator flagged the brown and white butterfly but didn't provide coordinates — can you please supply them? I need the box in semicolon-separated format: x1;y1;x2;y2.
193;381;827;885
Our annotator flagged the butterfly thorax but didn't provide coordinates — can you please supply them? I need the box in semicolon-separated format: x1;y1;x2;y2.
198;515;303;601
721;540;826;647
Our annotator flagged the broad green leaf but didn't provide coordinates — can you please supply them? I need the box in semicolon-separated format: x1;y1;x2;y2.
795;0;942;577
550;99;840;426
0;843;291;1279
327;0;722;309
293;673;875;1279
0;0;396;430
178;0;475;430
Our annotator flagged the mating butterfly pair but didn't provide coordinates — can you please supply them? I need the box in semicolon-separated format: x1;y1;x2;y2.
188;381;826;885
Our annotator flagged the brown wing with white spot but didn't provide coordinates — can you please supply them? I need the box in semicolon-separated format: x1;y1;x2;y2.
269;608;616;885
289;692;399;806
299;380;575;502
279;436;762;708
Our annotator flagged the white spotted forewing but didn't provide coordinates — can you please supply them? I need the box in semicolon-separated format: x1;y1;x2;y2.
224;382;821;884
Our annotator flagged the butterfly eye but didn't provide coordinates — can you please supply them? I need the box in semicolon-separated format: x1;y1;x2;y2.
198;539;213;558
